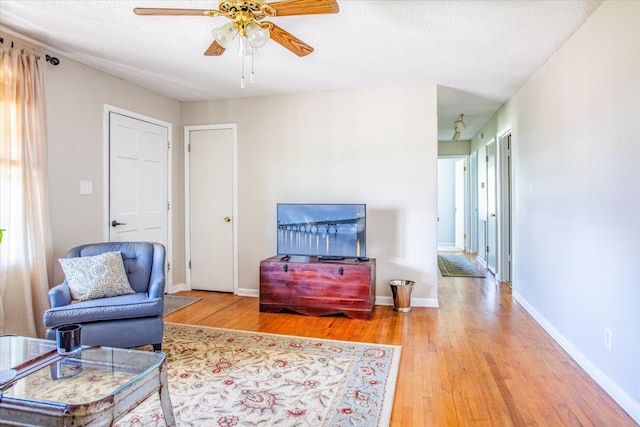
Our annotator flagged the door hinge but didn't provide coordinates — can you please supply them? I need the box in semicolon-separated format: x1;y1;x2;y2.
188;144;191;153
167;262;171;272
167;201;170;211
188;260;191;269
487;246;490;253
486;155;489;163
167;141;170;150
464;233;467;239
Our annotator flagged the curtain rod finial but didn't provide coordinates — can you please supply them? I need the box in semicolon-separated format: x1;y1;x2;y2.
45;54;60;66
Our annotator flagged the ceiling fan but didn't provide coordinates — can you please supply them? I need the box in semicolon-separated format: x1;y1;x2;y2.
133;0;339;57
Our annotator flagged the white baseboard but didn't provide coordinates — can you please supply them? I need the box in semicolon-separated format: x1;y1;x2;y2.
375;296;439;308
236;290;438;309
237;288;259;297
513;290;640;424
168;282;188;293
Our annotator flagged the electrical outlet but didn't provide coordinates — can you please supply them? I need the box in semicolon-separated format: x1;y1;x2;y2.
604;327;612;350
80;180;93;195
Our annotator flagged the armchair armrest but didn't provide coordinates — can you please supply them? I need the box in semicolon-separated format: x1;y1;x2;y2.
147;242;166;298
147;275;165;298
49;283;73;307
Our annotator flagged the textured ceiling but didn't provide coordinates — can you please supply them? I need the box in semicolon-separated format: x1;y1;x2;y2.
0;0;602;141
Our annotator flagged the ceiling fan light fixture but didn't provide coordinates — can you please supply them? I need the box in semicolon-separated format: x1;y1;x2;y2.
452;113;466;140
454;114;466;131
212;21;238;48
246;21;270;48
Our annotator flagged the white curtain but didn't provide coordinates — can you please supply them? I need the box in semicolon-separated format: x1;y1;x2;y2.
0;44;53;337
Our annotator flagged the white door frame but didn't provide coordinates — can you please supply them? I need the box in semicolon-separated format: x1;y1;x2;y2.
103;105;173;291
184;124;238;293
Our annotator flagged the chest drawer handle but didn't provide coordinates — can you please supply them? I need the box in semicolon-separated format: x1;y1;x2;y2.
283;264;288;273
338;267;344;276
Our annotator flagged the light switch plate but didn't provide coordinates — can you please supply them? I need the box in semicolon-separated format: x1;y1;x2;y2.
80;180;93;195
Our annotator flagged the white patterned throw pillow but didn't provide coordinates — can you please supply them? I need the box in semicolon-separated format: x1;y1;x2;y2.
59;251;135;301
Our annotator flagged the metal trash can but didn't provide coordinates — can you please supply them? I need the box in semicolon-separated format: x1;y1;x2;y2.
389;280;415;312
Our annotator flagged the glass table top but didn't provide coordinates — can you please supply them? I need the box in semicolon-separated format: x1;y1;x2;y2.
0;335;164;406
0;335;58;371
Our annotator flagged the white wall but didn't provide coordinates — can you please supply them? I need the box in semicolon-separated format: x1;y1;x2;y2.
44;56;182;285
181;86;439;305
472;1;640;421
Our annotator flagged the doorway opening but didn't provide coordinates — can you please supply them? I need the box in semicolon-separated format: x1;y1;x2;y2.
437;156;469;253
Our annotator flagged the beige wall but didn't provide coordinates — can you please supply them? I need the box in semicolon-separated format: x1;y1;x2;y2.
181;86;440;304
44;56;182;285
438;140;471;156
35;44;440;303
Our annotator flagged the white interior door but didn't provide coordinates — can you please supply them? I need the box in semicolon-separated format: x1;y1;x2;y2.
477;145;487;265
185;125;235;293
486;139;497;273
498;132;513;282
470;151;478;254
454;159;466;250
109;112;168;247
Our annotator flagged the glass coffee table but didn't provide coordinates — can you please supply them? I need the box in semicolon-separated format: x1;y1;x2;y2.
0;335;175;426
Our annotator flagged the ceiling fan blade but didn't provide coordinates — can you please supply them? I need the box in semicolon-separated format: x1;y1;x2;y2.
204;41;226;56
265;23;314;57
133;8;214;16
268;0;339;16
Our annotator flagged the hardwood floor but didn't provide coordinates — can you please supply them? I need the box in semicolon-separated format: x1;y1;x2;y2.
165;270;636;426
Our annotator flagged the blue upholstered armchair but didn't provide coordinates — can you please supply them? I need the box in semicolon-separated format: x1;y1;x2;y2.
43;242;166;350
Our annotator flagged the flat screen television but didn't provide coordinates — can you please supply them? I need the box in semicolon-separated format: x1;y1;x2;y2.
277;203;366;259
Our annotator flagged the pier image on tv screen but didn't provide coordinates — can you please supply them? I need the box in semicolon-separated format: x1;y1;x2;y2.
277;203;366;258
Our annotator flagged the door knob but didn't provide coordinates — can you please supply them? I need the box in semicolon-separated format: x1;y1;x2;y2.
490;213;496;217
111;220;127;227
224;216;231;222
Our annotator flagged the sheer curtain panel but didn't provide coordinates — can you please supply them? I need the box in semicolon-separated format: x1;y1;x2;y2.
0;44;53;337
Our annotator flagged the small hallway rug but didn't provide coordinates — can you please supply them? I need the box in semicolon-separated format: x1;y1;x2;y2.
438;253;486;278
163;295;201;316
115;323;401;427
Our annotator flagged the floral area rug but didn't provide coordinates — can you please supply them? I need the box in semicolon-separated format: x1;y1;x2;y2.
115;322;401;427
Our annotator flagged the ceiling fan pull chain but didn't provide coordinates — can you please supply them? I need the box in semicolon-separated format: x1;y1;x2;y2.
240;40;246;88
251;51;256;84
